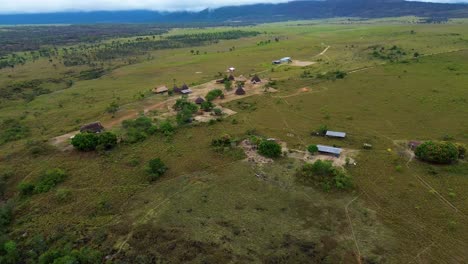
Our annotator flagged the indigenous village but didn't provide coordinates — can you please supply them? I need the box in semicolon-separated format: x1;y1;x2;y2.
0;15;467;263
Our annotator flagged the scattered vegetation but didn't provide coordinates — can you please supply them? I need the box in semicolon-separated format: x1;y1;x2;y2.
122;116;157;143
71;132;117;151
0;119;30;145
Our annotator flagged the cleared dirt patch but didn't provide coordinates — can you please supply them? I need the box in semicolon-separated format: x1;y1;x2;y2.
291;60;316;67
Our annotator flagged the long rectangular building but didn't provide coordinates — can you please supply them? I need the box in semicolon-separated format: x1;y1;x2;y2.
317;145;343;156
326;131;347;138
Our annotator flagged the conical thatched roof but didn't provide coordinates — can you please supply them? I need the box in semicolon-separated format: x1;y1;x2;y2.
228;74;235;81
181;84;189;90
251;75;261;83
173;85;181;93
235;87;246;95
195;97;205;104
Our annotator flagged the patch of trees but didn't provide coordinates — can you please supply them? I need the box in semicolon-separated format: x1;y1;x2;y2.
316;71;347;80
122;116;157;143
296;160;353;191
61;30;260;67
205;89;224;102
173;96;198;125
0;24;169;57
370;45;412;62
71;132;118;151
415;141;464;164
18;168;67;196
258;140;282;158
78;68;106;80
0;78;72;102
0;118;30;145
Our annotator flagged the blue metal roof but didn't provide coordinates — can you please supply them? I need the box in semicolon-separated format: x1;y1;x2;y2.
317;145;343;155
326;131;346;138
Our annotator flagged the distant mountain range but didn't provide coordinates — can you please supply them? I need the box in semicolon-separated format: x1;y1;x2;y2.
1;0;468;25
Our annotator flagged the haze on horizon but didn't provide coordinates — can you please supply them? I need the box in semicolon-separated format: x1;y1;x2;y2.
0;0;467;14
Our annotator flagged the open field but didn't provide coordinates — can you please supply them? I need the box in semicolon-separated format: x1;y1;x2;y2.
1;18;468;263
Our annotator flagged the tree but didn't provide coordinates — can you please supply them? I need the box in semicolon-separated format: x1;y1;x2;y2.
415;141;459;164
97;132;118;150
258;140;282;158
205;89;223;102
71;133;99;151
224;80;232;91
159;120;175;136
147;158;168;181
200;101;214;111
307;145;319;154
1;241;19;264
106;101;119;117
177;107;195;125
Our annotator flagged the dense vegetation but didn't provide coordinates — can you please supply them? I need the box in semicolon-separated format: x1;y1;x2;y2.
258;140;282;158
415;141;460;164
71;132;118;151
296;160;353;191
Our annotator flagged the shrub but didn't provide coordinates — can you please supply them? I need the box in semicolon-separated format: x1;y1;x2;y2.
122;116;157;143
71;133;99;151
205;89;223;102
55;188;71;202
159;120;175;136
97;132;117;150
307;145;319;154
18;182;35;196
200;101;214;111
0;202;13;232
213;108;223;116
38;247;102;264
456;143;466;159
0;118;30;145
1;240;19;264
147;158;168;181
258;140;282;158
34;169;67;193
415;141;459;164
212;134;232;148
315;125;328;136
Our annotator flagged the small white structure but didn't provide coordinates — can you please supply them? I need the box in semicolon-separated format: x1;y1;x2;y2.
228;67;236;72
181;89;193;94
273;57;292;64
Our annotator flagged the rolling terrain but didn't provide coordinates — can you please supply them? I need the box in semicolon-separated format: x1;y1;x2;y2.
0;18;467;263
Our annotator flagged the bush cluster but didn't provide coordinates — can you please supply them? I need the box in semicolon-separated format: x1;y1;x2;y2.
205;89;223;102
71;132;117;151
415;141;459;164
258;140;282;158
147;158;168;182
18;169;67;196
296;160;353;191
0;118;30;145
122;116;157;143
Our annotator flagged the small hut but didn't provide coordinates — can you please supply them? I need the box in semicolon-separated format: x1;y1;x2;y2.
195;97;205;104
153;86;168;94
173;85;181;94
251;75;261;84
228;74;235;81
235;87;246;95
181;84;190;91
216;79;225;84
80;122;104;133
408;141;422;150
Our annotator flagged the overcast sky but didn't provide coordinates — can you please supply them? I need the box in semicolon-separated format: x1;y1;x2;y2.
0;0;466;14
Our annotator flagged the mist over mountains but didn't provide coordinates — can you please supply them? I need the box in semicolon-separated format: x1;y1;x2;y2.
1;0;468;24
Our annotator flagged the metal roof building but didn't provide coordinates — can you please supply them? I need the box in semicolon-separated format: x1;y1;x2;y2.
326;131;347;138
317;145;343;156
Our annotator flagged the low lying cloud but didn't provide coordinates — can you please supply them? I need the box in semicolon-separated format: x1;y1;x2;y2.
1;0;466;14
1;0;290;14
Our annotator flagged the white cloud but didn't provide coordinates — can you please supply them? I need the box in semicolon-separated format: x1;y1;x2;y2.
0;0;290;14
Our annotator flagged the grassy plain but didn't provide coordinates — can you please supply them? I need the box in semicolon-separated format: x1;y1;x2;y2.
1;18;468;263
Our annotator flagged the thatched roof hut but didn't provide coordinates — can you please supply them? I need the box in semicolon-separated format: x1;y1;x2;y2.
181;84;190;90
195;97;205;104
228;74;235;81
251;75;261;83
153;86;168;94
235;87;246;95
80;122;104;133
